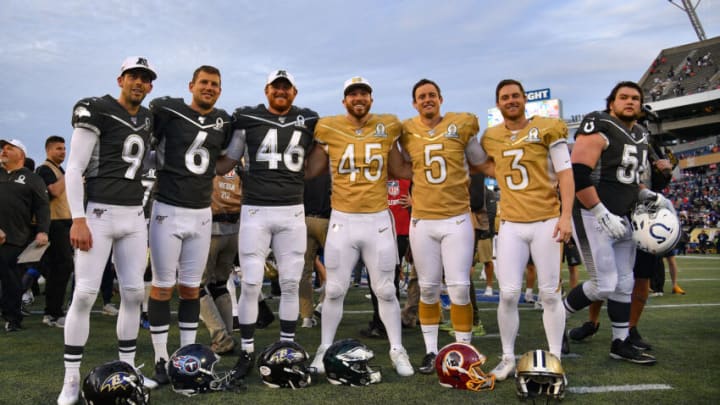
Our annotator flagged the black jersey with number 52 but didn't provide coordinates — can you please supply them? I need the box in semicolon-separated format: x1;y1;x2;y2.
232;104;318;206
150;97;233;209
575;111;649;217
71;94;153;206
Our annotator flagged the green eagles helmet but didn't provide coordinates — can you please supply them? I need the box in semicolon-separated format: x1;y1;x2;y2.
323;339;381;386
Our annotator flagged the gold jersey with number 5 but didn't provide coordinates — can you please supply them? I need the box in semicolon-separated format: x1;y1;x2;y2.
314;113;401;213
400;112;479;219
481;116;568;223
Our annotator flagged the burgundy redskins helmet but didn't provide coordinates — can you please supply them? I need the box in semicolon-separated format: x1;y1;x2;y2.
435;342;495;391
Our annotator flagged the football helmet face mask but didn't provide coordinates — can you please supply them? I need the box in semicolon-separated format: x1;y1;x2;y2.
81;360;148;405
515;350;567;400
323;338;381;386
257;340;313;389
435;342;495;391
631;200;681;255
168;344;230;396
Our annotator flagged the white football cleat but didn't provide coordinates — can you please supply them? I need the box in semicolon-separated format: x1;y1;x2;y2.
57;376;80;405
490;356;516;381
390;347;414;377
310;345;329;374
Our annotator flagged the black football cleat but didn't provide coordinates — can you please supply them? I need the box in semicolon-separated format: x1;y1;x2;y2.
229;350;255;382
256;300;275;329
628;326;653;351
418;352;437;375
569;321;600;342
610;338;657;365
153;358;170;385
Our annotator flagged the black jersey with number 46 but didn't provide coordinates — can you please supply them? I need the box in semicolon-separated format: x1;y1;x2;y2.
575;111;649;217
232;104;318;206
150;97;233;209
71;94;153;206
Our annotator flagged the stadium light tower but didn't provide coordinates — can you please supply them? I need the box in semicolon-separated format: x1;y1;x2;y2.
669;0;707;41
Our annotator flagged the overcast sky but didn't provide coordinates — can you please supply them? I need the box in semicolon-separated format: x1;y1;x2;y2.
2;0;719;160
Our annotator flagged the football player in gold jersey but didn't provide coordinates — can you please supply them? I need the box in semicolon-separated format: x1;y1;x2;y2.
476;79;574;381
392;79;486;374
305;77;414;377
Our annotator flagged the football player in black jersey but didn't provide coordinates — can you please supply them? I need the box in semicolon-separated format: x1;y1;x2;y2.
563;81;658;365
225;70;319;382
59;57;157;405
146;65;237;385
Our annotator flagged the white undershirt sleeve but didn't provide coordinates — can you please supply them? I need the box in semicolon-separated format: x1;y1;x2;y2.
65;127;98;218
224;129;247;162
465;134;489;165
549;140;572;172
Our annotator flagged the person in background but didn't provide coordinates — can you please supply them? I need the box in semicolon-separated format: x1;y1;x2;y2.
36;135;74;328
0;138;50;332
299;173;331;328
200;168;242;354
360;177;412;338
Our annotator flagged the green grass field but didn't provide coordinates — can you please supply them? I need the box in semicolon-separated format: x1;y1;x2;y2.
6;255;720;404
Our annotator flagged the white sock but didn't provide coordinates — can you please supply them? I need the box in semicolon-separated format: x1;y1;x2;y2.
420;324;439;354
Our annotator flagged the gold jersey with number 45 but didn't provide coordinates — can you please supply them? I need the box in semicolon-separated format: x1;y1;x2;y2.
314;114;401;213
481;116;568;223
400;112;479;219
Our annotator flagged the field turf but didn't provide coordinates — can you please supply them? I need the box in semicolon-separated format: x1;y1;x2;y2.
5;255;719;404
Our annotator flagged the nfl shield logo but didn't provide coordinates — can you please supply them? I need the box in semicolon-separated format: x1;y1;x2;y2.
387;180;400;196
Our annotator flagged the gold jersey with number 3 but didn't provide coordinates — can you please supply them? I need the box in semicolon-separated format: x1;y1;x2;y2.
481;116;568;223
400;112;479;219
315;114;401;213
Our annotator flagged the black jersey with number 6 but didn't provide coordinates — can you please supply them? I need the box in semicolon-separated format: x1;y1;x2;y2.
232;104;318;206
149;97;233;209
71;94;153;206
575;111;649;217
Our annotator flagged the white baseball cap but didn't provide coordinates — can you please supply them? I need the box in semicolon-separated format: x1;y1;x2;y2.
343;76;372;95
266;69;296;87
120;56;157;80
0;139;28;156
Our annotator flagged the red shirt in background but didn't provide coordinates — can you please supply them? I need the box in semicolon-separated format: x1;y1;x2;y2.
388;178;411;236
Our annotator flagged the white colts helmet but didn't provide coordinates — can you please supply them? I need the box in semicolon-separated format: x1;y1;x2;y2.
631;200;681;255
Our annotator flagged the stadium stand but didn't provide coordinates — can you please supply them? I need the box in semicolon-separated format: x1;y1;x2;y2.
639;36;720;102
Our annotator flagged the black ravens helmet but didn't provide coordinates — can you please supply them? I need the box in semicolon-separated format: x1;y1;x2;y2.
81;360;148;405
257;340;313;389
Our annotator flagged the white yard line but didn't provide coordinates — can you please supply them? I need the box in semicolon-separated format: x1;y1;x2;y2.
674;278;720;281
567;384;672;394
645;303;720;309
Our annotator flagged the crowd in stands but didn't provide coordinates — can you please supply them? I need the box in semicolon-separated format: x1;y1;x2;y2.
645;48;719;102
665;164;720;249
674;143;720;160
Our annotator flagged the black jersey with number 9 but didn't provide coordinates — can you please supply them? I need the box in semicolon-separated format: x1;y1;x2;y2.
71;94;153;206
